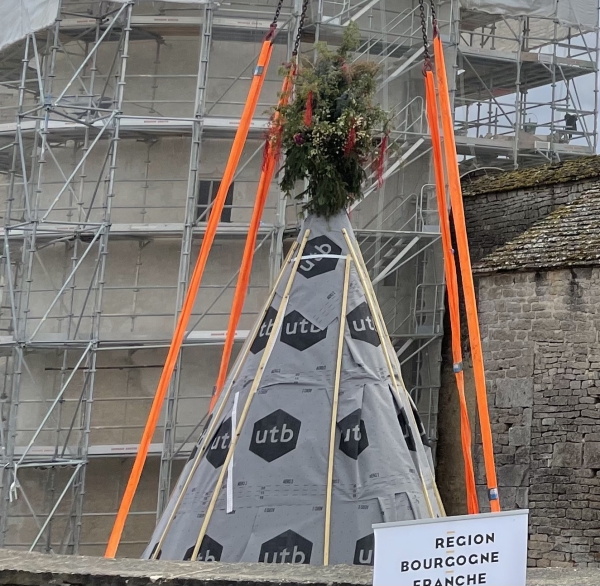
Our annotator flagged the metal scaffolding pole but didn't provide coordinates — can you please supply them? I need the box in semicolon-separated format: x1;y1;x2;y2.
0;1;134;551
157;1;215;518
0;0;596;555
71;4;134;553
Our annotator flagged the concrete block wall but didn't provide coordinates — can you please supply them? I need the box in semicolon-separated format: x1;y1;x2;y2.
35;135;283;226
4;456;185;556
0;236;271;341
0;19;286;554
8;344;227;449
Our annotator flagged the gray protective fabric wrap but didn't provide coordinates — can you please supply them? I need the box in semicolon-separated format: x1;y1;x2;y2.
143;212;441;566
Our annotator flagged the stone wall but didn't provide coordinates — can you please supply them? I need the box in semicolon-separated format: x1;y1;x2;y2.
0;548;598;586
436;178;598;532
463;180;595;263
474;267;600;568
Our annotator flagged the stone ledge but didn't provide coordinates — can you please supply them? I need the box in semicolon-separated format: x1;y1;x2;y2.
0;549;599;586
2;550;370;586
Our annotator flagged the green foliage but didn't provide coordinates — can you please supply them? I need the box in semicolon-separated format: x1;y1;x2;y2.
272;22;391;218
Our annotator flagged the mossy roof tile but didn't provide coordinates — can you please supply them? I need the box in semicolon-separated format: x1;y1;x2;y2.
473;184;600;274
463;155;600;197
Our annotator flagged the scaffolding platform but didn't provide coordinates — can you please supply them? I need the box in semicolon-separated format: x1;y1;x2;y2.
458;47;597;102
0;0;596;557
0;116;269;142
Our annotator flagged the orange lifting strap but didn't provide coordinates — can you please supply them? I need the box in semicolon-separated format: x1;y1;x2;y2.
432;35;500;513
208;0;309;415
105;31;277;559
210;0;308;413
424;70;478;515
209;68;295;413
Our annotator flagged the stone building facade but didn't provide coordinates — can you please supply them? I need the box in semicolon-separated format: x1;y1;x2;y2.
476;268;600;567
436;156;600;568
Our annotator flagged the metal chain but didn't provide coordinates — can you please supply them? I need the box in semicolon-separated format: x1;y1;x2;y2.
267;0;285;40
292;0;309;57
429;0;438;38
418;0;432;74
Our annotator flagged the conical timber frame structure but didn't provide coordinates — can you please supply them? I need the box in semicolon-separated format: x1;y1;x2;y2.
143;212;444;565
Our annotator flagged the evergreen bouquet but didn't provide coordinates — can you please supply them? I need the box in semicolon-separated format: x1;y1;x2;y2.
267;22;391;218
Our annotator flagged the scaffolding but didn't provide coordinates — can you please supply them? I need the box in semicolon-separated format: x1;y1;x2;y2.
455;7;599;170
0;0;596;557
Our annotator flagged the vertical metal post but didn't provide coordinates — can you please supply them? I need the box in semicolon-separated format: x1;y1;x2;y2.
271;0;304;283
58;17;104;550
373;0;388;293
0;32;33;547
157;1;214;518
0;4;63;544
70;3;134;553
550;19;558;159
512;17;523;169
593;21;599;154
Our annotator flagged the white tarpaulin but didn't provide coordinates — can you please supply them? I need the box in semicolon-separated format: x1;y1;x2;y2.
1;0;60;53
461;0;599;29
557;0;599;29
1;0;210;53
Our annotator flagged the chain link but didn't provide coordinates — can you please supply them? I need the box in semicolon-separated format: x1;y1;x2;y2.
292;0;309;57
429;0;438;38
418;0;432;74
266;0;285;40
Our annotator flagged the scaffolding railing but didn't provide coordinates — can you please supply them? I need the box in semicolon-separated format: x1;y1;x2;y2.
455;11;599;169
0;0;594;556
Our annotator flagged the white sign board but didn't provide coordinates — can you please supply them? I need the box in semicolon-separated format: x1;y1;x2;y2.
373;510;528;586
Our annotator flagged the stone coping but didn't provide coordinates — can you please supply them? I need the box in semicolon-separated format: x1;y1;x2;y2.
461;155;600;197
0;549;598;586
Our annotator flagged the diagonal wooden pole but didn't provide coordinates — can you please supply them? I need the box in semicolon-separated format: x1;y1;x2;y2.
357;236;446;515
342;228;442;517
190;229;311;561
323;255;352;566
149;242;299;558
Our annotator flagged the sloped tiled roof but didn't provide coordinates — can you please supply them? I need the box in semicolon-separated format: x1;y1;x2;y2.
463;155;600;197
473;185;600;274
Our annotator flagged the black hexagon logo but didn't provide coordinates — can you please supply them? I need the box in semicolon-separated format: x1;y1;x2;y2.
338;409;369;459
297;235;342;279
412;404;431;448
188;443;198;462
397;407;416;452
249;409;301;462
250;306;277;354
259;529;313;564
183;534;223;561
397;403;431;450
347;302;380;347
280;310;327;351
205;417;232;468
354;533;374;565
188;414;214;462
